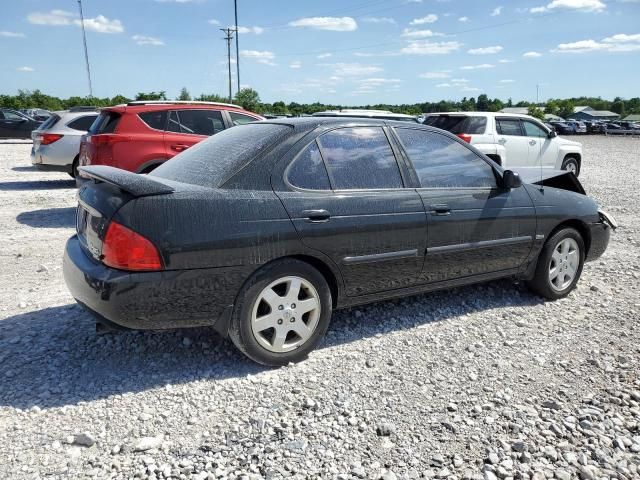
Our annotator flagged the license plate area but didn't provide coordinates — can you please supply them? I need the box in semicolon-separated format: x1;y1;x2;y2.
76;203;104;260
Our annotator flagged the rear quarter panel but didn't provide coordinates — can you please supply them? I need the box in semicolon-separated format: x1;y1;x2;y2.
112;114;167;172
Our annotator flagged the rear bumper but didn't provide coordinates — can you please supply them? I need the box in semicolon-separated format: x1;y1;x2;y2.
63;235;235;333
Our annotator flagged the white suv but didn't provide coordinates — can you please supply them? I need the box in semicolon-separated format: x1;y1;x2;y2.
423;112;583;176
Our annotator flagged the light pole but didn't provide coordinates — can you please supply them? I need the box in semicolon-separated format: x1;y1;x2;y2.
77;0;93;97
234;0;240;95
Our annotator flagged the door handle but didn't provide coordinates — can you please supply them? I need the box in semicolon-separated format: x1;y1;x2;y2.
498;138;507;145
302;209;331;223
529;140;537;146
171;144;189;152
429;204;451;216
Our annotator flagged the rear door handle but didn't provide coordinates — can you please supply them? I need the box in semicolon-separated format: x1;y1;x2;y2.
302;209;331;223
429;204;451;216
171;144;189;152
529;140;537;146
498;138;507;145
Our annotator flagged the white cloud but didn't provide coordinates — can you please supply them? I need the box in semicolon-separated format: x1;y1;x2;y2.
27;10;124;34
458;16;470;22
462;86;481;92
289;16;357;31
132;35;165;46
419;71;451;79
400;40;462;55
208;19;220;25
328;63;384;76
241;49;276;66
451;78;470;83
0;31;26;38
436;83;451;87
460;63;495;69
523;51;542;57
362;17;396;24
401;28;442;38
17;66;35;72
498;58;514;63
552;33;640;52
410;14;438;25
290;61;302;69
491;6;503;15
317;53;333;59
468;45;503;54
530;0;606;13
233;25;264;35
499;79;515;83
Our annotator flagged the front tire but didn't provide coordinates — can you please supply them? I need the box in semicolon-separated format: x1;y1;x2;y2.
527;228;585;300
561;156;580;176
228;259;333;366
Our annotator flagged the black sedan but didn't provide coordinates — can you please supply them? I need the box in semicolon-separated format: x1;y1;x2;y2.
63;118;615;365
0;108;43;139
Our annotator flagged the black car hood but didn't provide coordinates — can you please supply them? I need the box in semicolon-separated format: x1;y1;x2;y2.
515;168;585;195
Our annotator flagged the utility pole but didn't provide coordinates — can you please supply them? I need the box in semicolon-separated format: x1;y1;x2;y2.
536;83;540;104
234;0;240;95
77;0;93;97
221;28;235;103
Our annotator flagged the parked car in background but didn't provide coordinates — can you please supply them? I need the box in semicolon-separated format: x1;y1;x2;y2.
0;108;43;139
312;109;419;122
78;101;264;176
30;107;99;177
64;118;614;365
564;121;587;134
423;112;583;175
21;108;52;122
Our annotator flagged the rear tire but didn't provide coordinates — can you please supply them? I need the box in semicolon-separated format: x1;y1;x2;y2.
561;156;580;176
69;157;79;178
228;259;333;366
526;228;585;300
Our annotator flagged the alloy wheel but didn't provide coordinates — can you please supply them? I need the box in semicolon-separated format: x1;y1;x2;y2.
548;238;579;291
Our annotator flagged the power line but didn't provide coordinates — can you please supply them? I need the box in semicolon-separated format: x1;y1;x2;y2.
77;0;93;97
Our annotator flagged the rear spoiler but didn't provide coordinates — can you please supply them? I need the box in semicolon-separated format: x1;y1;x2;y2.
78;166;175;197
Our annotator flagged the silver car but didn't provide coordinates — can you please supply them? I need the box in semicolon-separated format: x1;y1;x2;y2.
31;107;99;178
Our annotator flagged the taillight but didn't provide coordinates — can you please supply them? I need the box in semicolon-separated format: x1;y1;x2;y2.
457;134;472;143
39;133;64;145
90;134;124;146
101;221;163;271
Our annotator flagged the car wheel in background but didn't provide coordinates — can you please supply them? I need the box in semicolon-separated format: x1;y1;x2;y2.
70;157;79;178
561;156;580;176
228;259;333;366
527;228;585;300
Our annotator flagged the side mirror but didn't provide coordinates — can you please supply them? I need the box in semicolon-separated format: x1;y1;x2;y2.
502;170;522;189
548;130;557;138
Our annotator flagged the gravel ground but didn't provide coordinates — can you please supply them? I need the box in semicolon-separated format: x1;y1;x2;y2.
0;136;639;480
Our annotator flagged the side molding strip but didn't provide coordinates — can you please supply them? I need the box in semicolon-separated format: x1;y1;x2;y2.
427;236;533;255
343;249;419;265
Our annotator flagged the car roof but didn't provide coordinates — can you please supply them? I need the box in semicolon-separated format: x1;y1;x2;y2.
256;116;448;135
425;111;545;120
312;109;416;120
102;102;257;115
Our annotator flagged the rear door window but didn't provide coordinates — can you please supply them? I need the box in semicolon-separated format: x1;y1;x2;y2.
395;128;496;188
317;127;403;190
496;118;523;136
287;141;331;190
168;109;225;136
424;115;487;134
37;113;61;130
67;114;98;131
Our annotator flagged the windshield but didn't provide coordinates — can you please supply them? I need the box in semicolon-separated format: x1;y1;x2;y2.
151;123;291;188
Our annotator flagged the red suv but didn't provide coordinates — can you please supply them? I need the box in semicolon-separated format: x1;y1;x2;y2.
79;101;263;174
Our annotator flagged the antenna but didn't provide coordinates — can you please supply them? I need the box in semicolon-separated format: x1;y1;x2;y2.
234;0;240;95
77;0;93;97
220;28;235;103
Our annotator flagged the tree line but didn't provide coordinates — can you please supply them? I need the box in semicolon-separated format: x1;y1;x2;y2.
1;88;638;119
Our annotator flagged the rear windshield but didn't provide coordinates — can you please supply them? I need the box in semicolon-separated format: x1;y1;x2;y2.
36;113;61;131
89;111;121;134
151;123;291;188
423;115;487;134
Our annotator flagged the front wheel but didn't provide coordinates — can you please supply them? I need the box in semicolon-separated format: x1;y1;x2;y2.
228;259;333;366
526;228;585;300
561;156;580;176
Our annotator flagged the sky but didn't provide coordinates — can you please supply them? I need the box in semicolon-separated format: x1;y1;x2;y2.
1;0;639;105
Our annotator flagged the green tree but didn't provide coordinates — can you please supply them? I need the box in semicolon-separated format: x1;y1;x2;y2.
545;100;559;116
476;94;490;111
196;93;229;103
135;91;167;101
234;88;260;112
527;105;545;121
178;87;191;101
556;99;574;120
611;100;625;116
271;101;288;115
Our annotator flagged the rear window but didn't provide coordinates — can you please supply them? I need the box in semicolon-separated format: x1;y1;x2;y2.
423;115;487;134
139;111;168;131
36;113;61;131
89;111;121;134
67;114;98;131
151;123;291;188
